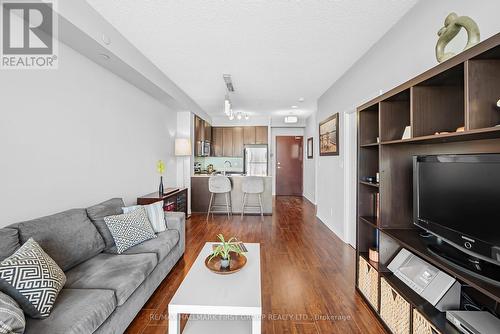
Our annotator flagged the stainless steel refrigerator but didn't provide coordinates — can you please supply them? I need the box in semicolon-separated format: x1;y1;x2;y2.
244;145;268;176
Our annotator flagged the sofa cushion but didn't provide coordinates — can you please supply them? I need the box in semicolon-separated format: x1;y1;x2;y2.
0;238;66;319
25;289;116;334
0;228;19;261
12;209;105;271
123;201;166;232
104;206;157;254
64;253;157;306
0;291;25;334
86;198;125;252
121;229;179;262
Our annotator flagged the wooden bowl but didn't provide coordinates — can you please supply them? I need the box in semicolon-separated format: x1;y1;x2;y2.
204;252;247;275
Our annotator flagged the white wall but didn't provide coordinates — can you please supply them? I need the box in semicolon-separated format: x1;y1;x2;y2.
270;127;305;195
315;0;500;242
303;113;317;204
0;42;178;226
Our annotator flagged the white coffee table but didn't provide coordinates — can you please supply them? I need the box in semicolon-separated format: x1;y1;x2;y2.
168;242;262;334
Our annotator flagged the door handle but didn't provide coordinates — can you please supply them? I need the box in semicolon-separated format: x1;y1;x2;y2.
277;166;281;169
277;162;281;165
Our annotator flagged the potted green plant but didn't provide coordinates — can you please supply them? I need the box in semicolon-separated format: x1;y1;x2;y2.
208;234;244;269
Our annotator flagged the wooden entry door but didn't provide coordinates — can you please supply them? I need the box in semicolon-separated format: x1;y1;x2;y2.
276;136;303;196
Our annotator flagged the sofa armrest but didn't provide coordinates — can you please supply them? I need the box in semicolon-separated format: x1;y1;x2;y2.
164;212;185;254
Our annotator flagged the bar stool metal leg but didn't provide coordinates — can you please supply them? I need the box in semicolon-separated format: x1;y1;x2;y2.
241;193;247;218
207;192;214;221
258;193;263;217
225;192;230;218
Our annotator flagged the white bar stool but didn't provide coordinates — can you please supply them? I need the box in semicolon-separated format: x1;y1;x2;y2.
207;175;232;219
241;176;264;217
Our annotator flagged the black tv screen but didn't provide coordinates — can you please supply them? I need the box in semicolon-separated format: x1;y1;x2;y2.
414;154;500;263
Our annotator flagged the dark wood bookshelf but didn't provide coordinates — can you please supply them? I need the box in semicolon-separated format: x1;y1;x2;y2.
359;181;380;188
359;216;378;228
356;33;500;333
360;142;380;147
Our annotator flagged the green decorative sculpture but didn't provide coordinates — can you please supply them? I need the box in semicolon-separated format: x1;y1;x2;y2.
436;13;480;63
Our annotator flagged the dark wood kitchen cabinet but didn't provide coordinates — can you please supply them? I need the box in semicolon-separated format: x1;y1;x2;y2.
232;127;244;157
222;127;233;157
255;126;268;144
204;121;212;142
243;126;256;144
194;115;211;144
212;127;223;157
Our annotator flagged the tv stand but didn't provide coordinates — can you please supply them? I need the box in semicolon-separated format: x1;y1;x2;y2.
425;239;500;287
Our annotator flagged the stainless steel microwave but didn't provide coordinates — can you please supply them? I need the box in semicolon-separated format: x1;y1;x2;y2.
196;140;211;157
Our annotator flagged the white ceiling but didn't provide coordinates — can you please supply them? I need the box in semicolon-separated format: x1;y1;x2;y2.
87;0;417;120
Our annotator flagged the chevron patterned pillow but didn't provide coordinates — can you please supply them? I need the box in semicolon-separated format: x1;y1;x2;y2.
0;291;25;334
104;206;157;254
0;238;66;319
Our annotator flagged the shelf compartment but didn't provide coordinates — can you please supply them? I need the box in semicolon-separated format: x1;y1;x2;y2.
380;89;411;142
381;274;460;334
411;64;465;137
359;146;379;180
381;228;500;303
357;217;379;254
359;181;379;188
380;126;500;145
466;59;500;129
360;142;380;147
358;255;379;312
359;216;378;228
380;276;411;334
358;186;380;225
359;104;380;145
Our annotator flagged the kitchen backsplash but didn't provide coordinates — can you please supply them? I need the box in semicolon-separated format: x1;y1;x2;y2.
194;157;244;172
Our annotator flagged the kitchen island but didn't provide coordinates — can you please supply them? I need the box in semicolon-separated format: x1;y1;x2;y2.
191;175;273;215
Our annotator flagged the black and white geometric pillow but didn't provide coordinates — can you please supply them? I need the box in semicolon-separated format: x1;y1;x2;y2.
0;238;66;319
104;206;157;254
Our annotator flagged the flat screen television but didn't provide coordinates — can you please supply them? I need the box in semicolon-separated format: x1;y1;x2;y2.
413;154;500;267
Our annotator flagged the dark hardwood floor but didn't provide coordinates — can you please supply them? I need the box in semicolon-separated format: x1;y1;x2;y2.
126;196;386;334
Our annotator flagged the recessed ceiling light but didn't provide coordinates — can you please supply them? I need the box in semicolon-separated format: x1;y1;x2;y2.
284;116;298;124
102;34;111;45
298;97;305;102
291;105;298;109
98;53;110;60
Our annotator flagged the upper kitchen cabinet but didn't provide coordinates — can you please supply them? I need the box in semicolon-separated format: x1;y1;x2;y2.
194;115;212;143
222;127;233;157
243;126;256;144
194;116;203;144
232;127;244;157
212;127;223;157
255;126;268;144
204;121;212;142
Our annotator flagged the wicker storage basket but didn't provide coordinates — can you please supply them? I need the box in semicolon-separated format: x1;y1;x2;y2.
413;309;441;334
357;256;379;311
380;277;411;334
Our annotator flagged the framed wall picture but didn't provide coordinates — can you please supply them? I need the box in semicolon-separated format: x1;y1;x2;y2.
307;137;313;159
319;113;339;156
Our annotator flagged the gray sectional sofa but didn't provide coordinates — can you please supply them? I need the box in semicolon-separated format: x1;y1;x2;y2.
0;198;185;334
